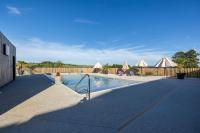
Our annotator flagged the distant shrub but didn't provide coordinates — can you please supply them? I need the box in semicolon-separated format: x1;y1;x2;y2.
103;64;110;74
131;68;139;75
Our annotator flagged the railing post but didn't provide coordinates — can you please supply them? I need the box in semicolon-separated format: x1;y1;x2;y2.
75;74;91;100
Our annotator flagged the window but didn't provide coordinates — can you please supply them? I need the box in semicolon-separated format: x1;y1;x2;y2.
3;44;6;55
3;44;9;56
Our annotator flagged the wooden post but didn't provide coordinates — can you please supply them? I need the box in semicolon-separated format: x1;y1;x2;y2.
157;68;158;76
164;67;166;76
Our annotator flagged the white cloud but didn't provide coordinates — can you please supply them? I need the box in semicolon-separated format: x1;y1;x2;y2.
14;37;172;65
7;6;21;15
74;18;99;24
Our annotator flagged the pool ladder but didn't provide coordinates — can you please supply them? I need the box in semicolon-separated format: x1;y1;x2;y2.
74;74;91;100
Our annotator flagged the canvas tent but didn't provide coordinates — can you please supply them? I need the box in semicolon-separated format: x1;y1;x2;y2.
135;59;148;75
155;57;177;67
135;59;148;67
122;60;129;70
93;62;103;69
155;57;177;76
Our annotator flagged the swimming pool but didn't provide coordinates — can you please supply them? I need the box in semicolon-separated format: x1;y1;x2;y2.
62;74;139;94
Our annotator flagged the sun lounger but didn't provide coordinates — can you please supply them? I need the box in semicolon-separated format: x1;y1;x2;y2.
129;71;134;76
117;71;124;76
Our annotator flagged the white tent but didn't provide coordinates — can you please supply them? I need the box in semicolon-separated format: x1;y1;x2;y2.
135;59;148;67
122;60;129;70
93;62;102;69
155;57;177;67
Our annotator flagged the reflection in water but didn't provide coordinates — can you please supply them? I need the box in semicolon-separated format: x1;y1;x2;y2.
94;77;101;81
94;80;102;87
93;77;103;87
102;78;109;85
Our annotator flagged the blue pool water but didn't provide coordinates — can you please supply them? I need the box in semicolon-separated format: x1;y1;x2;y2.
62;74;139;94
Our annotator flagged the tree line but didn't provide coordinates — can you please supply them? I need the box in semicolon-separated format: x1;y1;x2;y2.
16;61;93;69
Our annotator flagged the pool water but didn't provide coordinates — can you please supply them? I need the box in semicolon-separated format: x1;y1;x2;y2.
62;74;139;94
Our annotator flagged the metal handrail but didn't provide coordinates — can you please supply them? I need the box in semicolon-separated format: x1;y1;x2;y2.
74;74;91;100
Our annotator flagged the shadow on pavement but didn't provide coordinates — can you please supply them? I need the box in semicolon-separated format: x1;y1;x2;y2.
0;74;53;115
0;77;200;133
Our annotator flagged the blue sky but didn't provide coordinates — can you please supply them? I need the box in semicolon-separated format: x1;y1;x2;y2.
0;0;200;65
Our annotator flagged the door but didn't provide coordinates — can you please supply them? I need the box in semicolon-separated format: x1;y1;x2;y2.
13;56;16;80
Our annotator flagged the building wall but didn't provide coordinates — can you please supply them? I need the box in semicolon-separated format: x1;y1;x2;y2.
0;32;16;87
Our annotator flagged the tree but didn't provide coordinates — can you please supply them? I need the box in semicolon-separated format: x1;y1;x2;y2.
185;50;199;67
110;64;122;68
102;64;110;74
16;61;28;68
172;51;186;67
172;49;199;68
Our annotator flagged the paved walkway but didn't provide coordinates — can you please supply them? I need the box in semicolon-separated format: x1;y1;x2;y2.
0;74;200;133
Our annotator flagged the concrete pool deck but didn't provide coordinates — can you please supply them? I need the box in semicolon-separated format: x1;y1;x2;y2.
0;74;200;133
